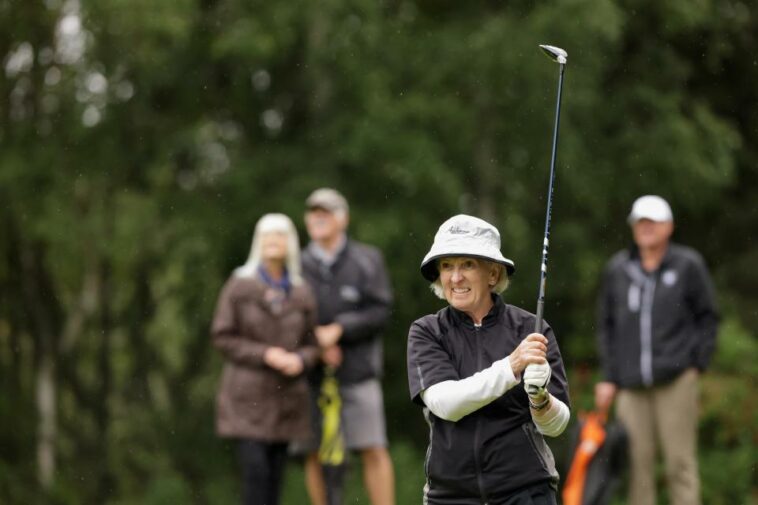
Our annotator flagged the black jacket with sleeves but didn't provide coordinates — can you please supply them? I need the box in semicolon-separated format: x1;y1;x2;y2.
302;239;393;385
597;243;719;388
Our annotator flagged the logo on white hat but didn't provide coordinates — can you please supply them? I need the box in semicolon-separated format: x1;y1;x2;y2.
420;214;515;282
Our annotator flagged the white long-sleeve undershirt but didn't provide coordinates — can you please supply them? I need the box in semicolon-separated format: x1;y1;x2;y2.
420;357;570;436
531;394;570;437
420;357;520;422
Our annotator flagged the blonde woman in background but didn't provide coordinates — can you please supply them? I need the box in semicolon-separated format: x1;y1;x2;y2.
212;213;320;505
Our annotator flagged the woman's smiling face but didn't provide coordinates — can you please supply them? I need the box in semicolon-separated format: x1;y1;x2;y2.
438;257;499;321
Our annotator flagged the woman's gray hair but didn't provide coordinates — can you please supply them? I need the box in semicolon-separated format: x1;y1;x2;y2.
429;260;510;299
234;213;304;285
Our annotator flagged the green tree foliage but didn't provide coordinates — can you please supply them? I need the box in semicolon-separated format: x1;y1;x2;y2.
1;0;755;503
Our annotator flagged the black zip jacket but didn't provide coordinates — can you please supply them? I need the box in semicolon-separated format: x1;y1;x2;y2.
302;239;392;385
407;296;570;504
596;243;719;388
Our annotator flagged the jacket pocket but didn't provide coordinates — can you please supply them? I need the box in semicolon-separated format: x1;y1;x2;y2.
226;366;266;421
522;422;559;481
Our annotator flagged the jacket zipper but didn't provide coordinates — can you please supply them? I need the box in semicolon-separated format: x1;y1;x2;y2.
424;411;434;487
640;275;656;386
472;324;489;504
522;423;549;470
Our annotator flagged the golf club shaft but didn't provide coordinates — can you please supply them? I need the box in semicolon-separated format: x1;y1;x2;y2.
534;62;565;335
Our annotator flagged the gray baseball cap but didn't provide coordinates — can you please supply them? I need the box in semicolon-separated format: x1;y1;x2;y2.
305;188;349;213
420;214;516;282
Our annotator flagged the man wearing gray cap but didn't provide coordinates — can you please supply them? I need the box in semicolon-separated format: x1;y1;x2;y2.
595;195;719;505
300;188;395;505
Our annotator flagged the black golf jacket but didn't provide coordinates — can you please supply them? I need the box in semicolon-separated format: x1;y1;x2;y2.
596;243;719;388
407;295;570;504
302;239;392;385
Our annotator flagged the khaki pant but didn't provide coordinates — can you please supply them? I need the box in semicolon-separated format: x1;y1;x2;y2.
616;368;700;505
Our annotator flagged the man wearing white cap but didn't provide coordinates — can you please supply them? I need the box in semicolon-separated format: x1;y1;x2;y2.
407;214;571;504
595;195;719;505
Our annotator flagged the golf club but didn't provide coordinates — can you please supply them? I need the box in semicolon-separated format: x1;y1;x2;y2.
527;44;567;395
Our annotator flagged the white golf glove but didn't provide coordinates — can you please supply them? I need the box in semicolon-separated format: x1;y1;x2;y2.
524;362;551;403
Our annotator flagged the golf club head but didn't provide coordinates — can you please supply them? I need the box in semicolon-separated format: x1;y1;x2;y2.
539;44;567;65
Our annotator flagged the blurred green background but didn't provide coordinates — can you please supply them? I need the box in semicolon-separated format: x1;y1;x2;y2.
1;0;756;503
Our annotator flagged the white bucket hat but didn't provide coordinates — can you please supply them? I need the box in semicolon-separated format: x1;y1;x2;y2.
420;214;516;282
627;195;673;224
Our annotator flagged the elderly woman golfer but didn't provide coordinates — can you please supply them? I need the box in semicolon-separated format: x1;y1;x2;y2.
407;215;571;505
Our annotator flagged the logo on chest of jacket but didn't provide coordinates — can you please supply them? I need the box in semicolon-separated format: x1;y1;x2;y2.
340;285;361;303
661;269;678;287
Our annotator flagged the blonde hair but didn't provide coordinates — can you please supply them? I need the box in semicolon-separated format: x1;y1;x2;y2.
234;213;303;285
429;260;510;299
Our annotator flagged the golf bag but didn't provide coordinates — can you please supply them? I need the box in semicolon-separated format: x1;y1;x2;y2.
562;411;627;505
318;367;346;505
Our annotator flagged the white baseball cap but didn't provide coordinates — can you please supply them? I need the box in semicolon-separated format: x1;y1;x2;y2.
627;195;673;224
420;214;515;282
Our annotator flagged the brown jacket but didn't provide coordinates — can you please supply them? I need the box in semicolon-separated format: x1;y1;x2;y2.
212;274;319;441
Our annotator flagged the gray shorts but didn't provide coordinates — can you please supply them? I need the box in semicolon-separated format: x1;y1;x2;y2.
293;378;388;453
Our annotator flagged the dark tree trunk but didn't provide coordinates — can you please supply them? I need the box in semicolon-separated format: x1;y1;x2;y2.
94;193;115;503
